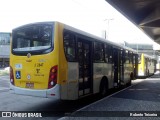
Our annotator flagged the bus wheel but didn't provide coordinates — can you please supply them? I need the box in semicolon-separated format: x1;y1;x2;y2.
127;73;134;86
127;77;132;86
148;70;150;76
99;77;108;97
130;72;134;80
127;79;131;86
127;73;132;86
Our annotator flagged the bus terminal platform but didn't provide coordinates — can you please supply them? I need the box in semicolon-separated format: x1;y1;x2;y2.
59;73;160;120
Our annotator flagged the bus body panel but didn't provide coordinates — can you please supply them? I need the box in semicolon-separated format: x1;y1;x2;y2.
10;83;60;98
10;52;58;89
93;63;103;94
10;22;61;97
103;63;114;89
123;63;133;84
138;53;156;77
66;62;78;100
148;59;156;75
93;63;113;94
138;54;145;76
57;23;79;100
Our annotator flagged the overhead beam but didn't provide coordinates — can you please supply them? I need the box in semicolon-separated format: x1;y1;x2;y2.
140;7;160;27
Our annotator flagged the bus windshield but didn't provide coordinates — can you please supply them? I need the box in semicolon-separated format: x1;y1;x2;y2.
12;23;53;55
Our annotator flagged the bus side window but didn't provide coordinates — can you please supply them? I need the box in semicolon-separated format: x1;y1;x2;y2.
105;44;112;63
124;50;129;64
149;59;151;66
133;55;135;64
94;42;104;62
109;46;113;63
129;52;133;64
105;44;108;63
63;31;76;62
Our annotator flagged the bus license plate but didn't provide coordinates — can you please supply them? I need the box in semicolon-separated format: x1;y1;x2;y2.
26;82;34;89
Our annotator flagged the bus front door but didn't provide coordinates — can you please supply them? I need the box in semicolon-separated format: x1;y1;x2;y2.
77;39;92;97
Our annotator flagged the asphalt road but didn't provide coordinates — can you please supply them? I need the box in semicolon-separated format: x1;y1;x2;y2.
0;76;10;92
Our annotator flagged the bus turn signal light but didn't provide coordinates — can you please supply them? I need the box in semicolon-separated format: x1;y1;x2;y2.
10;66;14;85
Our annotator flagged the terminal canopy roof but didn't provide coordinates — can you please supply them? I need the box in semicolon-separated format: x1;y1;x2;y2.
106;0;160;44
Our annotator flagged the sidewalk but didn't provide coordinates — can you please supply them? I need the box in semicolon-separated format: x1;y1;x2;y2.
59;74;160;119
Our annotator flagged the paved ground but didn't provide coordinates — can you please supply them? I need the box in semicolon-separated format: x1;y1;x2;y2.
59;74;160;120
0;75;120;120
1;74;160;120
0;76;10;92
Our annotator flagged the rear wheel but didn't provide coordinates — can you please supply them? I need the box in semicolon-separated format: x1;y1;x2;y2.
127;79;131;86
100;78;108;96
148;70;150;77
127;77;132;86
126;73;132;86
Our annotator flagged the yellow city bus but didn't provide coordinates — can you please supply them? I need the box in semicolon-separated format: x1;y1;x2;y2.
10;21;137;100
138;53;156;77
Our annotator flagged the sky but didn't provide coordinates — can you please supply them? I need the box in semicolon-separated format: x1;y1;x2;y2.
1;0;160;49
